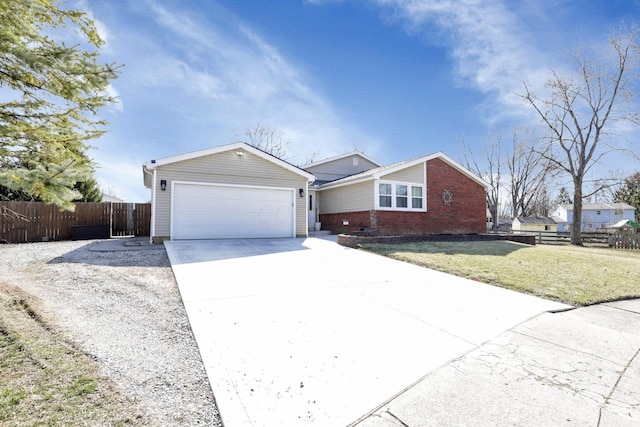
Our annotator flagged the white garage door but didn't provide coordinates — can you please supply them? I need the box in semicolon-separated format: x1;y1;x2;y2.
172;183;295;239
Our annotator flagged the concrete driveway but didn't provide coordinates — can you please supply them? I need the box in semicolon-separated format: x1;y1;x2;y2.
165;237;569;427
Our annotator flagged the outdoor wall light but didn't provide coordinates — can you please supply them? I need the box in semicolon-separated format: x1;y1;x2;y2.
299;188;304;198
160;179;167;191
236;150;245;157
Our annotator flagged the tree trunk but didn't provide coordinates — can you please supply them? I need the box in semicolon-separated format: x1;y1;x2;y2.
570;182;583;246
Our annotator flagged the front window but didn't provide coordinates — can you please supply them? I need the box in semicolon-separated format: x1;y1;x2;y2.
378;181;425;210
379;183;392;207
412;186;423;209
396;185;408;208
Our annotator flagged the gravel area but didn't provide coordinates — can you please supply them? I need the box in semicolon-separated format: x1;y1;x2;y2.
0;238;222;426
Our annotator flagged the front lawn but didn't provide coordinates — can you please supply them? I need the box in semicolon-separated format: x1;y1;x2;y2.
359;241;640;306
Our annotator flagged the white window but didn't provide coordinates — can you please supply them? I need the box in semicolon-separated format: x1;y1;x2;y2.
412;186;423;209
396;185;408;208
379;183;392;207
377;181;425;211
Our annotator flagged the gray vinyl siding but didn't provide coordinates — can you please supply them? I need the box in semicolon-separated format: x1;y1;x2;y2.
381;163;425;183
320;181;374;214
306;155;379;182
153;150;308;238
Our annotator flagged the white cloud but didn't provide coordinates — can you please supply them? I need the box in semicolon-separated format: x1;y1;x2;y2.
370;0;565;125
132;0;378;163
90;145;151;202
74;0;112;49
103;84;123;111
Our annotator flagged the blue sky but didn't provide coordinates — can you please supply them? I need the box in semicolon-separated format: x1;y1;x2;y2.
83;0;640;202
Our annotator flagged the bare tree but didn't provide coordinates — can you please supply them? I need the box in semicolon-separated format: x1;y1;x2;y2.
461;136;502;230
302;151;319;166
506;130;555;218
529;186;551;217
235;123;290;159
522;27;639;245
585;174;627;203
349;142;369;154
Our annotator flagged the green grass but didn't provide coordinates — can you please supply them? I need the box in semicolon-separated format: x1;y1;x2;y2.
360;241;640;306
0;285;145;426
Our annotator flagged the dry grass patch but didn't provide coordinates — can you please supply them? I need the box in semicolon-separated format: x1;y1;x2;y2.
0;283;146;426
360;241;640;306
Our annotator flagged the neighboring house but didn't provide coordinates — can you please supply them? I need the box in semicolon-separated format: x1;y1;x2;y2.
101;193;124;203
512;216;557;233
486;210;512;231
551;203;636;232
142;143;488;242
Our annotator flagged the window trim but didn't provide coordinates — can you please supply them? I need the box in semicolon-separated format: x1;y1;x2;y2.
375;180;426;211
378;182;392;208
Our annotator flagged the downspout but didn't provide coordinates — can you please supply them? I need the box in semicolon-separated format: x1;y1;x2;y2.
149;168;157;244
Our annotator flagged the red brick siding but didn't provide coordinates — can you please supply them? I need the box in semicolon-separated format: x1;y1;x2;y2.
319;158;487;235
320;210;373;234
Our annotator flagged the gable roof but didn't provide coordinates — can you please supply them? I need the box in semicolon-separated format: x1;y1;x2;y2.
318;152;489;190
143;142;315;187
515;216;557;225
555;203;636;211
302;151;382;169
609;219;640;228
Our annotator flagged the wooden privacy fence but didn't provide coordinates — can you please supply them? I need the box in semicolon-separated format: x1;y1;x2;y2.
0;202;151;243
608;229;639;250
498;229;638;249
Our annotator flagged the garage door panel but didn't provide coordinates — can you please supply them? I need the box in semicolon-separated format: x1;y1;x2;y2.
172;183;295;239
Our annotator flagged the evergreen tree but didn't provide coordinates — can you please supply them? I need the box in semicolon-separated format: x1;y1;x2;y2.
615;172;640;221
0;0;119;210
554;187;572;206
73;178;103;202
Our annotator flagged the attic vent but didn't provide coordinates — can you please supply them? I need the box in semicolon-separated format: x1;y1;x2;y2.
353;158;359;166
615;209;623;215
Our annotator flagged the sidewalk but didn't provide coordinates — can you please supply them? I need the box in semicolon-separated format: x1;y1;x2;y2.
354;299;640;427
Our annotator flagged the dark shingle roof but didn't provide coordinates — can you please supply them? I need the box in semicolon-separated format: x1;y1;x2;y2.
516;216;557;225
